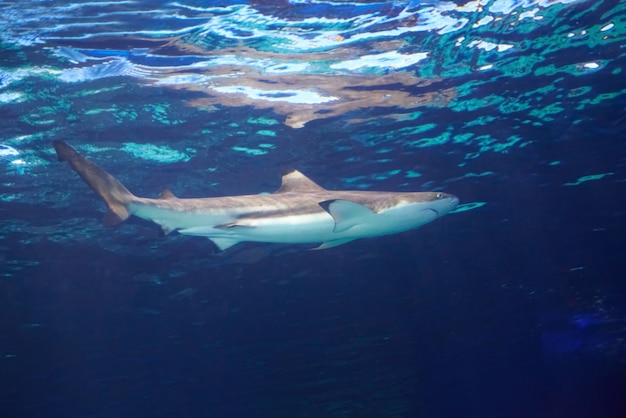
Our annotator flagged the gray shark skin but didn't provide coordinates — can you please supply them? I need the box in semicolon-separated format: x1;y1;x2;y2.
52;140;459;251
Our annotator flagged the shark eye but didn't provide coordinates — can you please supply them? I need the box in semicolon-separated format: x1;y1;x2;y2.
436;192;445;199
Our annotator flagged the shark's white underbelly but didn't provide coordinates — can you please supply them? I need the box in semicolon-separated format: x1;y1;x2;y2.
223;212;337;243
131;202;339;244
129;199;444;251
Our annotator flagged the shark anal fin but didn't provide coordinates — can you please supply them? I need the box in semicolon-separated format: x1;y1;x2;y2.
275;170;325;193
319;199;376;233
158;188;176;200
160;225;175;236
209;237;241;251
312;238;355;250
103;209;125;226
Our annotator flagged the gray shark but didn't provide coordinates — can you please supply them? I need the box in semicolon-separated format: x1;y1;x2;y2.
53;140;459;250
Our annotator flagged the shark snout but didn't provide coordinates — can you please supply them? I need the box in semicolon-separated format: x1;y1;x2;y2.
447;195;460;211
430;193;459;217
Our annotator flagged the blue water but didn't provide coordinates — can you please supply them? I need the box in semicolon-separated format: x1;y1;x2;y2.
1;0;626;417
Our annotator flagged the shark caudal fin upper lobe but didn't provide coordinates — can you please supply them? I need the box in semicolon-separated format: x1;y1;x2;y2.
53;140;135;225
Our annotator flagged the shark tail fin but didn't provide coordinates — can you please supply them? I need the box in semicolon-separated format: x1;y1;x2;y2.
53;140;135;226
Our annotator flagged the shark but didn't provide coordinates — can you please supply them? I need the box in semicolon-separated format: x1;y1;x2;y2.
52;140;459;251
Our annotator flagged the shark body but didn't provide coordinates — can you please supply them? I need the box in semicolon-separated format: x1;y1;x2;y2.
53;140;458;250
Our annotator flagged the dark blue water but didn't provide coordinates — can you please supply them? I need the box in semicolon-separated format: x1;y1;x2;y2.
2;0;626;417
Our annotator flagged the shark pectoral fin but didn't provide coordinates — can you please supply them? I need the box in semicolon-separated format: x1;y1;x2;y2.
312;238;355;250
319;199;376;233
209;237;241;251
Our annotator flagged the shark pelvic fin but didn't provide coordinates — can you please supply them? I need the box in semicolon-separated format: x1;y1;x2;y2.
312;238;355;250
274;170;325;193
53;140;134;226
214;222;256;230
319;199;376;233
176;227;241;251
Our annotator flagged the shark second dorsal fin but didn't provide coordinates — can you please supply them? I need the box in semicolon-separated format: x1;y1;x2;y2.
275;170;325;193
158;188;177;200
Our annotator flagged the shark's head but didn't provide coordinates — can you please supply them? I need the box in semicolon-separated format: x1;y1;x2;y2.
381;191;459;231
415;191;459;218
337;191;459;238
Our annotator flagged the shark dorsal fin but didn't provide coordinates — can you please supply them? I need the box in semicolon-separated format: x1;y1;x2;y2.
275;170;325;193
158;188;177;200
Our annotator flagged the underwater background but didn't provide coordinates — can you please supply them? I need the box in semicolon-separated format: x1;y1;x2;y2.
1;0;626;417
